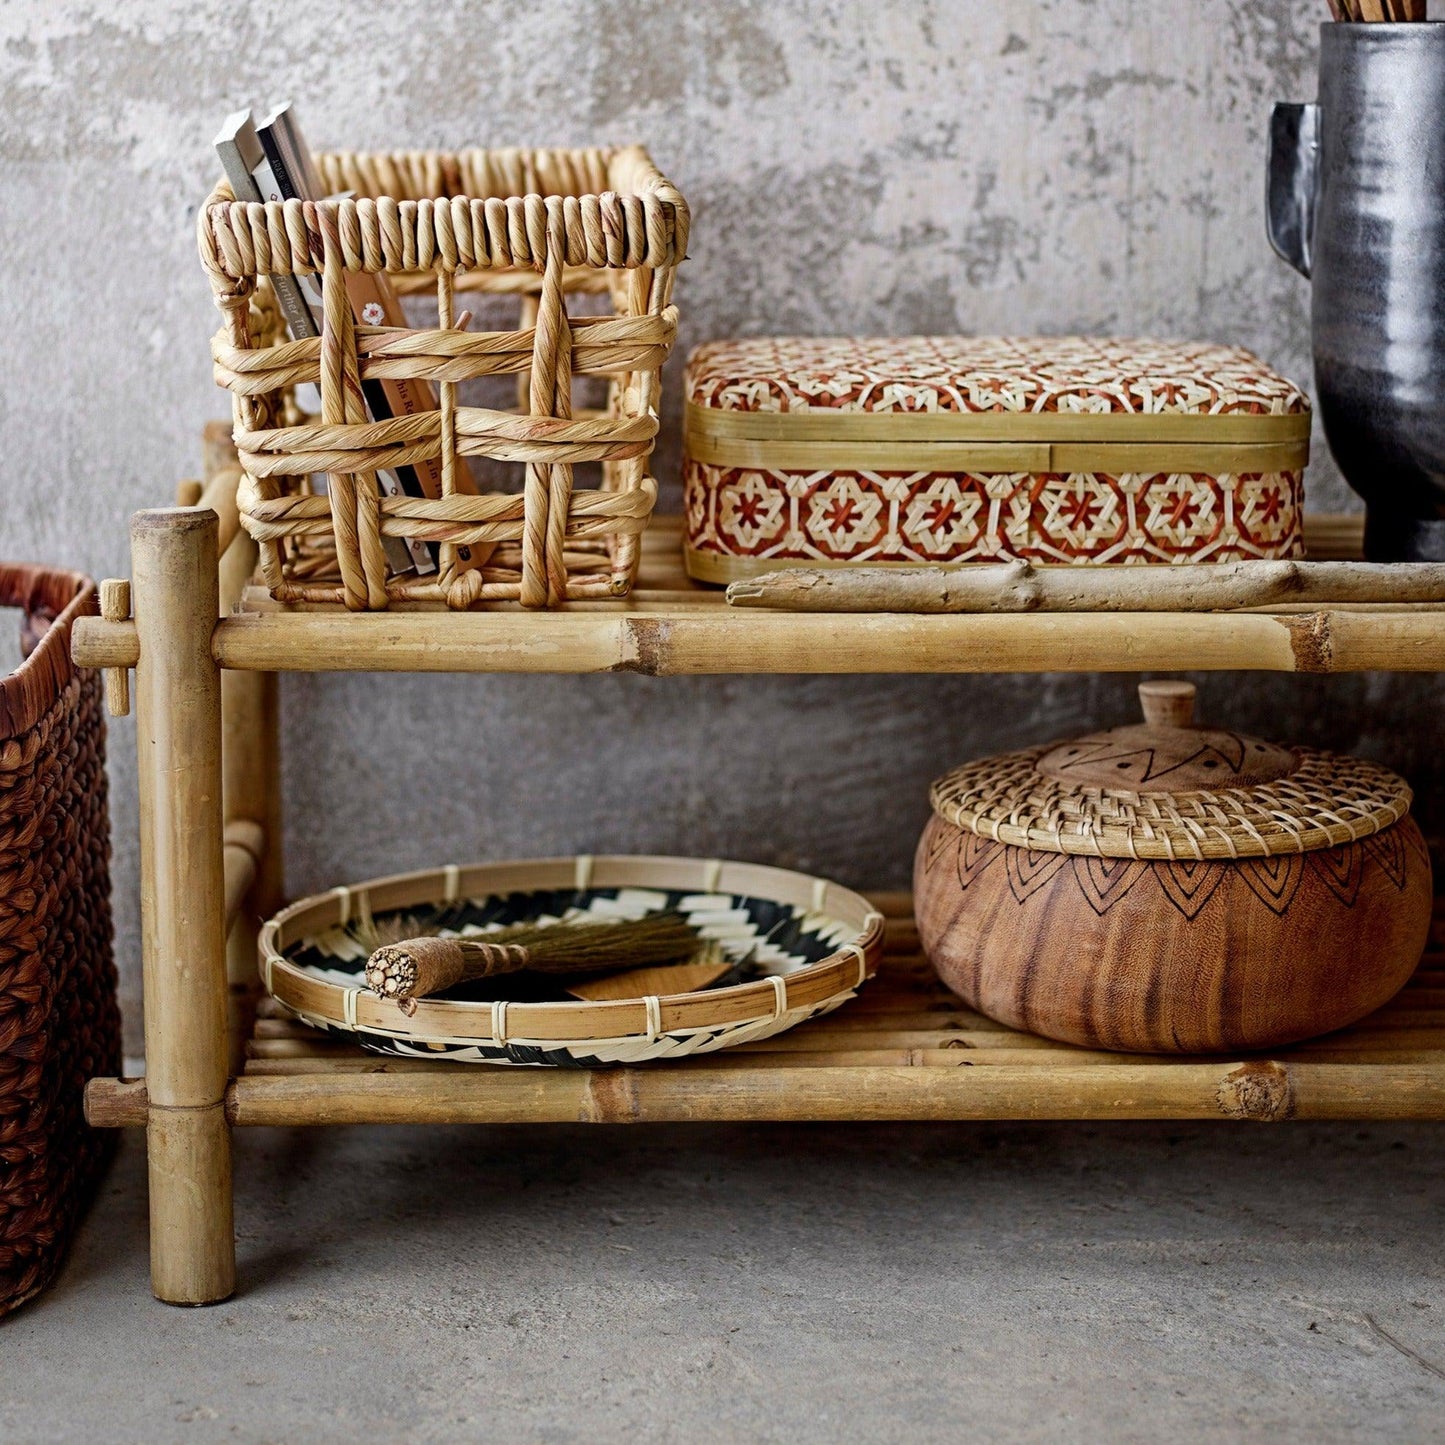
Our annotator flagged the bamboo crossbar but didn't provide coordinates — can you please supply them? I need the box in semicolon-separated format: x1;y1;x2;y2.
67;605;1445;675
82;1059;1445;1127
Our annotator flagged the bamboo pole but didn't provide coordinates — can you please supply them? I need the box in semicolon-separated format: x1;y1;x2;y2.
222;664;279;1073
222;820;264;935
228;1042;1445;1073
196;608;1445;674
131;508;235;1305
198;467;243;559
213;432;284;1077
80;1058;1445;1127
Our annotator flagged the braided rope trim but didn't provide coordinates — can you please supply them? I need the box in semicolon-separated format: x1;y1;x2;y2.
237;473;656;551
316;146;623;203
212;308;677;396
199;147;688;284
234;405;657;477
930;745;1413;861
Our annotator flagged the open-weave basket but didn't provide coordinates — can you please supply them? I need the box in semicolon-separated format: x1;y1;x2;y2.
0;566;119;1316
198;145;688;609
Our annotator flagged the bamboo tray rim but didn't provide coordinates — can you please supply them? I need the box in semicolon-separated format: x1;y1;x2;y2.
260;855;886;1047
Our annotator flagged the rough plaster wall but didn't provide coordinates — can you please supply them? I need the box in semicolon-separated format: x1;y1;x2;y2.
1;0;1440;1051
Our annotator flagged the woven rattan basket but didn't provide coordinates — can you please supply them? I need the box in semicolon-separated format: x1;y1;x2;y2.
0;566;119;1316
260;856;884;1066
198;145;688;609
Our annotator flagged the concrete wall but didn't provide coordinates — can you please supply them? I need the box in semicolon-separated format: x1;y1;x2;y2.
2;0;1439;1049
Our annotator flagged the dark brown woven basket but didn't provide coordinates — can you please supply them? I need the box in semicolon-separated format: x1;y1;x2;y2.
0;565;119;1317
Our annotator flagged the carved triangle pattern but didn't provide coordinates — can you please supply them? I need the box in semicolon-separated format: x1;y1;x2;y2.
956;833;1004;891
1306;845;1363;908
1005;847;1069;904
921;822;959;878
1069;855;1149;917
1363;827;1408;892
1238;853;1306;916
1153;859;1225;920
1402;824;1434;885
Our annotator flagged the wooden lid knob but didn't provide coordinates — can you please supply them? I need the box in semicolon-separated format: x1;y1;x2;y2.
1138;680;1196;729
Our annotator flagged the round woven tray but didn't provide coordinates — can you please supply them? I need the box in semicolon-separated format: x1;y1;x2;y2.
930;745;1413;862
260;855;884;1066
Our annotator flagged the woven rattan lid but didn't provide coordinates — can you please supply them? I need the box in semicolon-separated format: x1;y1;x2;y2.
929;682;1412;862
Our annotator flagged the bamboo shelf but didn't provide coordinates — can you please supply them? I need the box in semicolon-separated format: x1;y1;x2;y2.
73;512;1445;678
70;449;1445;1305
85;890;1445;1129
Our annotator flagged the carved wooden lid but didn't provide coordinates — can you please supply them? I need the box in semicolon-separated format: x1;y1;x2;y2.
1035;681;1298;791
930;682;1413;862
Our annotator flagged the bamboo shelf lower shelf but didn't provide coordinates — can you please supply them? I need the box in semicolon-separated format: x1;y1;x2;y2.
87;890;1445;1127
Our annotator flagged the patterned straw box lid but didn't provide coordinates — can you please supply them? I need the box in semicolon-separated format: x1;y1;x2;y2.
685;336;1310;419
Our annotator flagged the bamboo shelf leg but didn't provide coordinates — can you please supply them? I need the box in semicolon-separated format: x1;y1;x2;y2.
222;668;279;1072
215;450;283;1075
133;509;235;1305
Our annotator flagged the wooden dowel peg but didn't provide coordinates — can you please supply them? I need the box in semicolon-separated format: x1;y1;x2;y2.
97;578;131;716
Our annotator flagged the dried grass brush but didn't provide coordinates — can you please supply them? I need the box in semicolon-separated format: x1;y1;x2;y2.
366;912;701;1012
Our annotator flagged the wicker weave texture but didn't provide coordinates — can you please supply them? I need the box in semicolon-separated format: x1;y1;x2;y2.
0;566;119;1317
198;145;688;610
930;745;1413;862
260;856;884;1066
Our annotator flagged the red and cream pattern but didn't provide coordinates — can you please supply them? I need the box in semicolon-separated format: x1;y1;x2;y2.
684;336;1308;570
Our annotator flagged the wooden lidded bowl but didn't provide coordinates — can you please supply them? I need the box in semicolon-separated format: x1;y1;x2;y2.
914;681;1433;1054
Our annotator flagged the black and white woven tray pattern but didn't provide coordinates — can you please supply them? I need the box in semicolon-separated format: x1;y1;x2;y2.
284;885;861;1067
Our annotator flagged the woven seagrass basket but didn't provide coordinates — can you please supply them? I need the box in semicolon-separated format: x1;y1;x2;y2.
261;855;884;1066
198;145;688;609
0;566;119;1316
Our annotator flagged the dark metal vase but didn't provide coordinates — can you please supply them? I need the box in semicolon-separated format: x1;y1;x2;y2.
1268;23;1445;562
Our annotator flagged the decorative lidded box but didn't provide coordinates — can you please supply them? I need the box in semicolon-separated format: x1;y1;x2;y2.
682;336;1310;581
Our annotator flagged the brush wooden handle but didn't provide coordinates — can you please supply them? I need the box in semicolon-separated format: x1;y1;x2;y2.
365;912;703;1008
366;936;535;1005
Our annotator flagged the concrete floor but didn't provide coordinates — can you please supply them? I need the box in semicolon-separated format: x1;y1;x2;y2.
5;1122;1445;1442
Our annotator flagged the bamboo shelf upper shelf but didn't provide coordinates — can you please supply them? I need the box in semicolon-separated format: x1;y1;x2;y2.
72;512;1445;678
